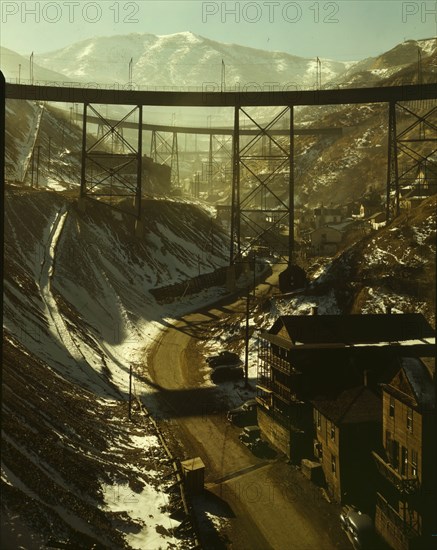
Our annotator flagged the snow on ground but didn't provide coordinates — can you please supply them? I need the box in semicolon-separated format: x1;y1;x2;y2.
100;480;181;550
3;188;232;548
360;286;429;317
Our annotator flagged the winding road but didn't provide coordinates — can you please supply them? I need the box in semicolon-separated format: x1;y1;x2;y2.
145;269;350;550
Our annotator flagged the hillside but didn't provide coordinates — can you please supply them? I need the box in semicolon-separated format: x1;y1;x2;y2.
2;187;230;548
310;194;436;326
5;31;349;89
2;30;436;550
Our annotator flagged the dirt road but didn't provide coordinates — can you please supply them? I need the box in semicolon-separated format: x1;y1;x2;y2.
145;270;350;549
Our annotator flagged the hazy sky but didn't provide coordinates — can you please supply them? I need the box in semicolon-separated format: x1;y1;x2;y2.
1;0;436;61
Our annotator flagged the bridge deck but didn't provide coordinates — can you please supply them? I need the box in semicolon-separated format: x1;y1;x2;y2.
85;115;342;135
6;83;437;107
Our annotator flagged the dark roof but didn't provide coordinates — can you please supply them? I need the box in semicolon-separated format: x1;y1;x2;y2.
383;357;435;410
312;386;381;425
269;313;434;346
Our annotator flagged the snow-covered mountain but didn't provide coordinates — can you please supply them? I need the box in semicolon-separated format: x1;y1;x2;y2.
3;33;436;90
0;46;71;83
333;37;437;87
5;31;351;89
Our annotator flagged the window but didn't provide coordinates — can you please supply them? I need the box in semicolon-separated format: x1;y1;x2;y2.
407;408;413;432
331;454;337;475
316;410;321;430
385;431;399;470
390;439;399;471
385;430;391;452
330;422;335;441
411;450;418;477
401;446;408;476
389;396;395;418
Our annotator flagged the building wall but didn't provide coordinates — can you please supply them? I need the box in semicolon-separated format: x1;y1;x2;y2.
375;501;409;550
258;408;290;458
310;227;342;247
382;392;423;484
313;409;342;502
376;390;431;550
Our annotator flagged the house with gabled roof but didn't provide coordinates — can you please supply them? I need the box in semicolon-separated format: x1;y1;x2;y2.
373;357;436;550
312;386;381;505
256;312;434;463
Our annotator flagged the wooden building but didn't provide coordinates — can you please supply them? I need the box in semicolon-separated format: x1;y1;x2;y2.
256;313;434;464
373;357;436;550
309;225;343;256
312;386;381;505
313;206;342;228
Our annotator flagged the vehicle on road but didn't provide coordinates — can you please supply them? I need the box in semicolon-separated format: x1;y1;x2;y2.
238;425;267;452
227;399;257;424
206;351;241;368
210;364;244;383
340;505;375;549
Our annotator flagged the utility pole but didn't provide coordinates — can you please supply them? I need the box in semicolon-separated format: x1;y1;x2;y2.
316;57;322;89
30;52;34;84
18;63;21;84
128;365;133;421
244;287;250;388
36;145;41;187
221;59;226;92
129;57;133;89
31;149;35;187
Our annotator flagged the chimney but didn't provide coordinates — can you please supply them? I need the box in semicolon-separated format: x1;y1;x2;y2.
311;306;318;316
386;305;392;315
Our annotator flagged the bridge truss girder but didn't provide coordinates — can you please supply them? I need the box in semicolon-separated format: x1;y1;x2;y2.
387;100;437;221
81;104;143;218
150;130;180;187
203;134;233;192
230;106;294;266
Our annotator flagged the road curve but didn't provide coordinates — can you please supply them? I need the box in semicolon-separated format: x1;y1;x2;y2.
145;271;349;550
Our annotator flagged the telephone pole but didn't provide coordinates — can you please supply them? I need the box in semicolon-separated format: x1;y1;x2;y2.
128;365;133;421
35;145;41;187
30;52;34;84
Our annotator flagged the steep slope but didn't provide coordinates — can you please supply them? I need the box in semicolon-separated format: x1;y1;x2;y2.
5;100;83;186
311;195;436;326
334;37;437;87
0;46;71;83
2;187;229;548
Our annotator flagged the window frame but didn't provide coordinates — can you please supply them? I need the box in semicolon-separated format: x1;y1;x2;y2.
330;422;335;441
411;449;418;477
389;396;395;418
407;408;413;432
316;410;321;431
331;454;337;476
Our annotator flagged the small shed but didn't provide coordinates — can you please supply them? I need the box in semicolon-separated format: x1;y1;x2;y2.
181;457;205;494
301;458;324;484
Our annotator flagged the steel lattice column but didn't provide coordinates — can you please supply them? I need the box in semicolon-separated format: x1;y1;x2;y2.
288;105;294;266
150;129;180;187
396;101;437;199
80;103;143;218
386;99;437;221
230;106;240;264
230;105;294;265
386;101;399;221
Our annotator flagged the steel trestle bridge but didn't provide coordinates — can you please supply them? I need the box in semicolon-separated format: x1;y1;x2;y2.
6;82;437;266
